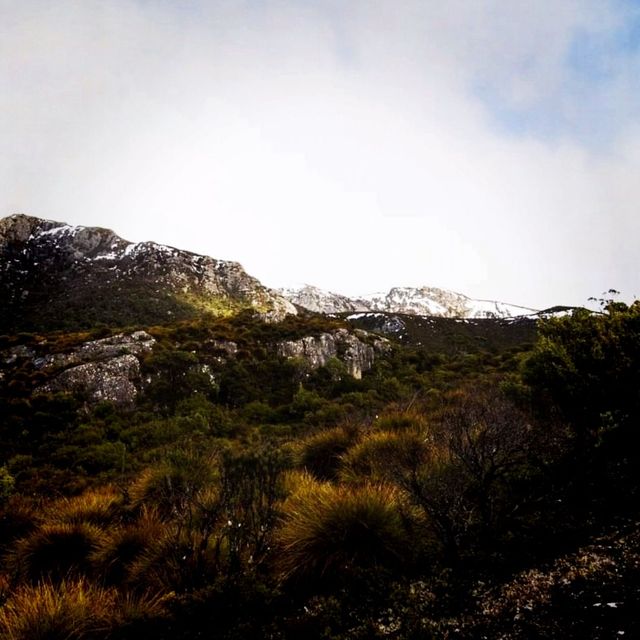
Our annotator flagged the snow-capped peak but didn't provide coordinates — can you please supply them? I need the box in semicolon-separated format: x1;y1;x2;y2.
280;284;539;319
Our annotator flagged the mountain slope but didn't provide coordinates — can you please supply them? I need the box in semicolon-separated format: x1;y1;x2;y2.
0;214;295;331
280;284;538;318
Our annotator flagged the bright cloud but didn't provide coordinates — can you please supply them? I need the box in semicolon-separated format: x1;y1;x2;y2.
1;0;639;308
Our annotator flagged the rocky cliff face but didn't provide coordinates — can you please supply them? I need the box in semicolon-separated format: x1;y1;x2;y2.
280;284;538;319
277;329;390;379
0;214;296;331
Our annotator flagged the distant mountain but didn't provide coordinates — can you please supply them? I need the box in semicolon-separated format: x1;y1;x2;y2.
279;284;538;319
0;214;295;331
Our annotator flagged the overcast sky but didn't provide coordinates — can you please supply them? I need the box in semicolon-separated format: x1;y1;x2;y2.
2;0;639;308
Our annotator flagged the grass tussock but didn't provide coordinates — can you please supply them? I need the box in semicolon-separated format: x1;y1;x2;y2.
374;409;429;432
277;474;410;583
0;495;41;550
0;578;169;640
91;508;167;585
296;425;360;480
128;451;217;519
7;521;105;583
44;486;123;527
127;529;216;593
0;578;115;640
339;429;430;483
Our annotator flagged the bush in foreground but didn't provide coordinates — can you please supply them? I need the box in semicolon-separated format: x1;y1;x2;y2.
7;522;105;583
0;578;169;640
276;474;410;584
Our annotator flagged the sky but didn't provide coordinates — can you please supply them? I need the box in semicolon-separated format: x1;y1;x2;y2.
2;0;639;309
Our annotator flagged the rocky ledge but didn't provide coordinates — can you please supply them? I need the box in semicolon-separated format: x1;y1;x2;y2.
33;331;156;408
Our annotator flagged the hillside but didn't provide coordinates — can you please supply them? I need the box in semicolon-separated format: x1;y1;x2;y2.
0;215;638;640
0;215;295;331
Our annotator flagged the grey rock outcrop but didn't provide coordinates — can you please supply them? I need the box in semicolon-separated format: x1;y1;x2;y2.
277;285;367;314
35;331;156;371
37;354;141;407
277;329;389;379
33;331;156;408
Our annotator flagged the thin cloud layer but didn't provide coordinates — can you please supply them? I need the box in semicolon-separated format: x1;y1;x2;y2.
1;0;638;308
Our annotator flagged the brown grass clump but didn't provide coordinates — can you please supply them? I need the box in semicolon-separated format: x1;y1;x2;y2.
128;450;217;519
374;409;428;433
0;495;41;551
276;474;409;583
91;509;167;586
339;429;429;483
0;578;169;640
44;486;123;527
7;522;105;583
296;425;360;480
0;578;115;640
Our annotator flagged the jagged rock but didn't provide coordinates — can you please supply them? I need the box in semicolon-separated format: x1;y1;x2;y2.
277;334;339;369
35;331;156;370
37;354;141;407
336;329;375;379
277;329;388;379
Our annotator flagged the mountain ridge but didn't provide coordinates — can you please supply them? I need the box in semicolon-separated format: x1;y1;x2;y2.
1;214;544;334
279;283;539;319
0;214;296;331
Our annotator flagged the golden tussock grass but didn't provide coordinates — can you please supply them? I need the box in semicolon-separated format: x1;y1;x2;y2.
276;473;410;582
